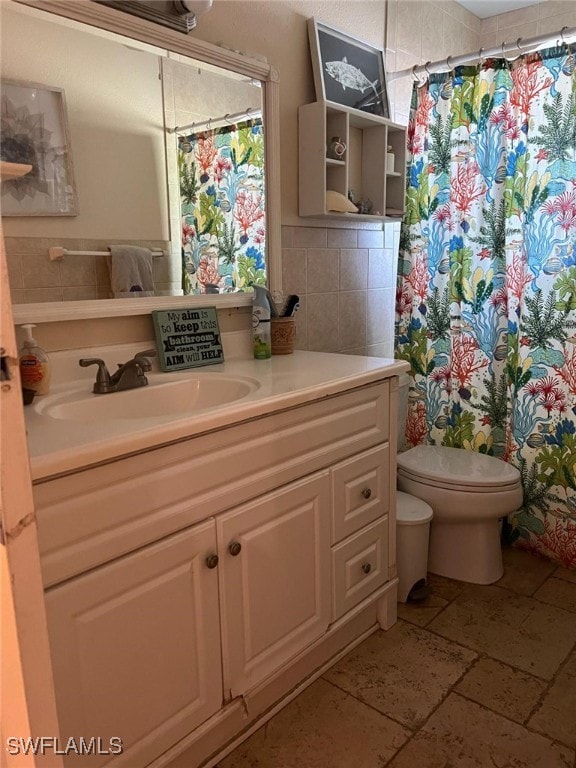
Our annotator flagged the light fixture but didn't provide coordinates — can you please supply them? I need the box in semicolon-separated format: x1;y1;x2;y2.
95;0;213;34
172;0;213;30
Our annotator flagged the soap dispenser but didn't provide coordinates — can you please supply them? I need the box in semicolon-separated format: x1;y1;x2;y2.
19;324;51;395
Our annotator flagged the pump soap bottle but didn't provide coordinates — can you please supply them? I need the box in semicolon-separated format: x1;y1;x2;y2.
252;285;271;359
19;324;51;395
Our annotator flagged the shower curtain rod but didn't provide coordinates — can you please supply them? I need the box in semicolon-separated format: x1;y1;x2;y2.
389;24;576;81
168;107;262;134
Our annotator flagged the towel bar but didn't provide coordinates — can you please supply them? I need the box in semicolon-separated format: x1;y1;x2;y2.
48;247;168;261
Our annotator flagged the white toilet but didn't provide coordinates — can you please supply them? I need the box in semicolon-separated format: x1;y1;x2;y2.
396;374;523;584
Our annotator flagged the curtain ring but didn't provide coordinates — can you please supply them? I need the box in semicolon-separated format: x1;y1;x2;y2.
446;54;454;71
478;46;485;64
424;61;433;75
411;64;425;83
516;37;525;51
411;63;426;86
501;39;514;63
560;26;571;54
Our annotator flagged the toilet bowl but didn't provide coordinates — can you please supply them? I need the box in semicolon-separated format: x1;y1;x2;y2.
396;376;522;584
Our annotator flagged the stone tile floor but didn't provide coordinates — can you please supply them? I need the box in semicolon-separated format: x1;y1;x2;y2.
218;547;576;767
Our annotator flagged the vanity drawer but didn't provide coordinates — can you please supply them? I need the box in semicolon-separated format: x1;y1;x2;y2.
332;517;388;622
331;445;389;544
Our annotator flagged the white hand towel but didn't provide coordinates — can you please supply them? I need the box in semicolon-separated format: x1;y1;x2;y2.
107;245;154;297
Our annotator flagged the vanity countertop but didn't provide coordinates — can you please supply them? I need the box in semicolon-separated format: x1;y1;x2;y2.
25;351;409;481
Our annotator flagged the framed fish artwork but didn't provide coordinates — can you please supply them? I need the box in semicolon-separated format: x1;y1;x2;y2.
307;18;390;119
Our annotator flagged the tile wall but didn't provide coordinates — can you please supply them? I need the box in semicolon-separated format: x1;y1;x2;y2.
386;0;482;125
5;237;176;304
480;1;576;51
281;222;401;357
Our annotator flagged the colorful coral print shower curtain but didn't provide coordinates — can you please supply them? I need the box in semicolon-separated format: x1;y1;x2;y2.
179;118;266;294
395;47;576;567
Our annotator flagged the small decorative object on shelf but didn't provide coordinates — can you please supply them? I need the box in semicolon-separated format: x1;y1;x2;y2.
386;145;395;174
356;198;373;215
327;136;346;160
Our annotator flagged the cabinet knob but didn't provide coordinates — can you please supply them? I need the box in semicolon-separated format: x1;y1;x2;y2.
228;541;242;557
362;487;372;500
362;562;372;574
205;554;219;569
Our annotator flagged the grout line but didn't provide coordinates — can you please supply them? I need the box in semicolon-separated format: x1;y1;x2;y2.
320;676;414;732
523;645;576;737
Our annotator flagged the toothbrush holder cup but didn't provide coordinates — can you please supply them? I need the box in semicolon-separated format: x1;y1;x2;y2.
271;317;296;355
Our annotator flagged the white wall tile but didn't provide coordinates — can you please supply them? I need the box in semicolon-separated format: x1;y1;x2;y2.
307;249;339;293
282;248;307;297
358;229;385;249
339;291;367;350
327;228;358;248
292;227;327;249
340;249;369;290
307;292;340;352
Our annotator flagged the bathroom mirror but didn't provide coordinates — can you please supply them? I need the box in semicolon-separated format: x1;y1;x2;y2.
4;0;281;323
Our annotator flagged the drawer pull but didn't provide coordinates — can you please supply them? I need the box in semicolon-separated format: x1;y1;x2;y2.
228;541;242;557
205;554;219;569
362;562;372;575
361;487;372;500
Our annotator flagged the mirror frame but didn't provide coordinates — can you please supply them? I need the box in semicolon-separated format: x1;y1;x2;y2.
10;0;281;324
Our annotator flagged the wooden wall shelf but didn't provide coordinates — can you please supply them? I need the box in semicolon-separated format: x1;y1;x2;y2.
298;101;407;221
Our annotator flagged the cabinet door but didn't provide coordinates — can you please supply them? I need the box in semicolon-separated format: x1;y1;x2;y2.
218;472;331;698
44;520;221;768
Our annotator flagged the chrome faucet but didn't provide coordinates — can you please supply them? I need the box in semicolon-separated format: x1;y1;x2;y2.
79;349;157;394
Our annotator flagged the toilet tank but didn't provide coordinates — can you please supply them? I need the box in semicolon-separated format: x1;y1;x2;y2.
397;372;410;453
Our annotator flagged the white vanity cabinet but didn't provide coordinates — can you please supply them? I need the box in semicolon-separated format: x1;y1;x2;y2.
33;376;399;768
44;520;223;768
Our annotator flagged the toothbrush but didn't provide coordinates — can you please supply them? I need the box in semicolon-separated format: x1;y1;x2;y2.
282;294;300;317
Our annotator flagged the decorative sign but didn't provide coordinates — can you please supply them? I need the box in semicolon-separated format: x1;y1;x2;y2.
152;307;224;371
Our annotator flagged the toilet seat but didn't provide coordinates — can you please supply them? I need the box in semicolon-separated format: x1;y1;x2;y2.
397;445;521;492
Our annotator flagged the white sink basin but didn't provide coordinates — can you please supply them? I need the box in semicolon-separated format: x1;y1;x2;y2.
34;373;260;421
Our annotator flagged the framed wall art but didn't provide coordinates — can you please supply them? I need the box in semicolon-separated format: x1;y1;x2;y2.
307;18;390;119
0;80;78;216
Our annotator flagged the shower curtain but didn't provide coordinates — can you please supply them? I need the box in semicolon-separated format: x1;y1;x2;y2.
179;118;266;294
395;46;576;568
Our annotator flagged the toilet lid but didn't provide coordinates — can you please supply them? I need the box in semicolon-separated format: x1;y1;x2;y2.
396;491;433;525
397;445;521;489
